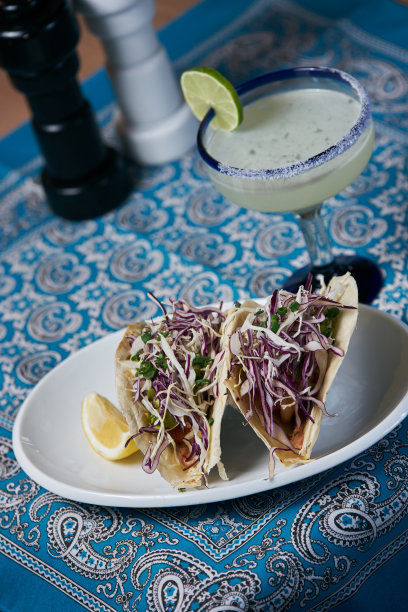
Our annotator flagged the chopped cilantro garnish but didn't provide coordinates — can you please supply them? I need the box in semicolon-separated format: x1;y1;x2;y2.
195;378;210;389
320;306;340;338
320;311;335;337
277;306;288;316
141;328;152;343
155;352;167;370
290;301;300;312
270;321;280;333
193;355;213;368
208;417;214;426
138;360;157;380
131;352;141;361
254;309;264;316
326;307;340;319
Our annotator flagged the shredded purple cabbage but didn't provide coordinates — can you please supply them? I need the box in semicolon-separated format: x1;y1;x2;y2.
127;295;226;476
228;282;353;456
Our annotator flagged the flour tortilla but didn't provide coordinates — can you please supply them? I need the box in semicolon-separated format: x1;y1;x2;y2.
115;318;229;489
223;273;358;470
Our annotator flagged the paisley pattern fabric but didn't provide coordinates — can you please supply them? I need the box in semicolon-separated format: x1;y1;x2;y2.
1;0;408;609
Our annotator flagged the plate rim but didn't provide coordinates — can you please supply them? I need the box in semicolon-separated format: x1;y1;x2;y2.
12;303;408;507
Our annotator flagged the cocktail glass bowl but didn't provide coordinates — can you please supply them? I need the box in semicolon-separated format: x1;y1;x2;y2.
197;67;382;303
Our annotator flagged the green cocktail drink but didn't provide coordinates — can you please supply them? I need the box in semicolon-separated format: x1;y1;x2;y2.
197;67;382;303
207;88;374;213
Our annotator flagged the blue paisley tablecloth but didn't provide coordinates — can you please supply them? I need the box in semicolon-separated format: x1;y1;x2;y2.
1;0;408;609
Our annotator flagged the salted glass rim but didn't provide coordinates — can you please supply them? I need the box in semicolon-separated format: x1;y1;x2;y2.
197;66;372;181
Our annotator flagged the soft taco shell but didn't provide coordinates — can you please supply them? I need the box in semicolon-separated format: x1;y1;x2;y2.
224;273;358;469
115;319;229;489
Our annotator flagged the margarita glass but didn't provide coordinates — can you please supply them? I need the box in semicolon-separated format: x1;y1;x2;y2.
197;67;382;303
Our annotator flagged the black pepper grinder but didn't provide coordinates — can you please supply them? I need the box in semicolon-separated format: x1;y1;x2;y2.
0;0;133;220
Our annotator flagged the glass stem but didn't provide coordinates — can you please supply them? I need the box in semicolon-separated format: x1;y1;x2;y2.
296;205;334;269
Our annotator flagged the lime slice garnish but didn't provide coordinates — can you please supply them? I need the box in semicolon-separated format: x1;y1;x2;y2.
180;67;243;131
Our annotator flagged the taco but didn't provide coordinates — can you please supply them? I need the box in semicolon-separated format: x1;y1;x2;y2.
223;273;358;476
115;294;229;489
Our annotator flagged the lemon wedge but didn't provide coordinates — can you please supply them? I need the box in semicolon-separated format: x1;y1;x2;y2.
81;392;138;461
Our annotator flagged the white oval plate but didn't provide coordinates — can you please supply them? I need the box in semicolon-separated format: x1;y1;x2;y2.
13;304;408;507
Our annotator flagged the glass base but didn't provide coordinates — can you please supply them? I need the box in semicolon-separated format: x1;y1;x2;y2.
283;255;383;304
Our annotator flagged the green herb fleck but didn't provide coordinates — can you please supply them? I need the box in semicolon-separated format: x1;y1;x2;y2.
208;417;214;426
178;487;186;492
326;307;340;319
277;306;288;316
131;351;141;361
193;355;213;368
270;321;280;333
138;360;157;380
141;328;152;343
195;378;210;390
289;301;300;312
155;352;167;370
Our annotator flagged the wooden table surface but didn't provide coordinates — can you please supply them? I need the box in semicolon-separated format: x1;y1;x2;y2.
0;0;199;138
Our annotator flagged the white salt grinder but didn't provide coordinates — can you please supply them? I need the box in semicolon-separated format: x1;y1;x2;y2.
73;0;197;165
